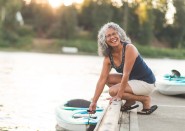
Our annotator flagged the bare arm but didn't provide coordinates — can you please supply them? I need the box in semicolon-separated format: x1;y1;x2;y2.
89;56;111;112
92;56;111;103
117;44;138;97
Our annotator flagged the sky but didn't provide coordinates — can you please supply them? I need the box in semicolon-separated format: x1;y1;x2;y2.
165;0;176;24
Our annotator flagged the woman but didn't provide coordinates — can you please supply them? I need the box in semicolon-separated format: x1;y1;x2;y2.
88;22;157;115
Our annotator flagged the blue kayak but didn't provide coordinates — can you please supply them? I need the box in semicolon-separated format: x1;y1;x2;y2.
55;99;104;131
156;70;185;95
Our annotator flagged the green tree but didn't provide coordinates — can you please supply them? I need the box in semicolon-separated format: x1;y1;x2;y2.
78;0;94;30
92;0;114;38
173;0;185;48
23;1;54;37
111;5;124;26
0;0;22;46
134;1;154;45
56;5;78;39
153;8;166;39
120;1;140;42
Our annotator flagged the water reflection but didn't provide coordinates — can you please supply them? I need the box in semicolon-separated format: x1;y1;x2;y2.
0;52;185;130
0;52;103;131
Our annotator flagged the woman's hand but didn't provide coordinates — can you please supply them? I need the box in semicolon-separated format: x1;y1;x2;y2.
109;95;121;104
109;90;123;104
117;90;124;98
88;102;97;114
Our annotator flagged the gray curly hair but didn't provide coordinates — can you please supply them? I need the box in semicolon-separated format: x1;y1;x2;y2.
97;22;131;56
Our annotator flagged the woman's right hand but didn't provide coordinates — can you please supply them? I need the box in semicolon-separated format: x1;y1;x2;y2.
88;102;97;114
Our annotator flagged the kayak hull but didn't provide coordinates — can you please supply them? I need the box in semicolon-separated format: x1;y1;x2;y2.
157;82;185;95
55;99;103;131
156;76;185;95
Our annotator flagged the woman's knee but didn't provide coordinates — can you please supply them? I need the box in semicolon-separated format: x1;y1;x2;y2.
109;89;116;97
109;87;118;97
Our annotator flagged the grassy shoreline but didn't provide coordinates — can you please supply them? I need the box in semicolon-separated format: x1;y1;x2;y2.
0;38;185;59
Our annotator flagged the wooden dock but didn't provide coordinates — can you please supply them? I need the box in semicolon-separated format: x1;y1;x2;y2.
94;100;139;131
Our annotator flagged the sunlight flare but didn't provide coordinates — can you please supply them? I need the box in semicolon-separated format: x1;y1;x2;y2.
48;0;84;7
48;0;63;8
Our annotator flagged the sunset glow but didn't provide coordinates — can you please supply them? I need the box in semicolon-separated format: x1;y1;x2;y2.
48;0;84;7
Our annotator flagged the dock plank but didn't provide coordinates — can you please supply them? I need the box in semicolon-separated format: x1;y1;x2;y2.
130;108;139;131
119;111;129;131
94;101;123;131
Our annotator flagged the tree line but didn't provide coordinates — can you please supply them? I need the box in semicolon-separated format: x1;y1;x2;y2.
0;0;185;49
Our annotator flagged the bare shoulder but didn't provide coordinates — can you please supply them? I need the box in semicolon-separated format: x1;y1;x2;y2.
126;43;136;49
125;43;138;53
103;56;111;65
125;43;138;58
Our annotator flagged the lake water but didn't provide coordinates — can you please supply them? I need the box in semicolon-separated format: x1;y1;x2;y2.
0;51;185;131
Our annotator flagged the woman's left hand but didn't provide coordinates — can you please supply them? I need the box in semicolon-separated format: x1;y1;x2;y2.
109;90;124;103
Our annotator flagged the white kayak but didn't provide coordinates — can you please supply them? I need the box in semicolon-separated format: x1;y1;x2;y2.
55;99;104;131
156;72;185;95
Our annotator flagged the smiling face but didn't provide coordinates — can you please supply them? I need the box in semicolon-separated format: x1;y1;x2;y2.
105;28;121;47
